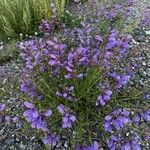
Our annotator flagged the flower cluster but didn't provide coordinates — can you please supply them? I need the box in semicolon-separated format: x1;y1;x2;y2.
43;132;60;146
110;72;130;89
104;109;131;132
57;104;76;128
98;0;137;21
23;101;61;146
133;108;150;123
23;101;48;131
39;20;55;36
96;89;112;106
105;108;150;149
107;134;141;150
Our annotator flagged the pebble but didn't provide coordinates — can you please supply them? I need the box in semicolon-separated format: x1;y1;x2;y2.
140;71;147;77
64;142;68;148
19;143;26;149
147;68;150;76
145;31;150;35
132;39;139;45
10;146;16;150
142;62;146;66
56;142;62;148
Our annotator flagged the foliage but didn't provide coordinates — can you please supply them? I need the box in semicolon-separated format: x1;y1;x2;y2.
0;0;51;38
13;0;150;149
62;11;82;28
55;0;67;19
0;40;19;64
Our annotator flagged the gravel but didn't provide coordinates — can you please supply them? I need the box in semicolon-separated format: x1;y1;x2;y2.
0;58;44;150
131;28;150;92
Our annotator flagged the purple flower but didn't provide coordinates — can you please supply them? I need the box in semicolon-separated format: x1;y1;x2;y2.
37;94;45;101
31;117;48;131
44;109;52;117
57;104;76;128
43;132;59;146
96;89;112;106
121;142;131;150
5;115;11;125
120;141;141;150
23;109;39;122
132;114;141;124
107;135;141;150
142;109;150;122
24;101;34;109
107;135;120;149
12;116;19;123
145;94;150;100
0;103;6;112
62;113;76;128
111;73;130;88
23;104;48;131
57;104;65;114
95;35;103;42
18;2;141;148
39;19;56;35
104;109;131;132
130;141;141;150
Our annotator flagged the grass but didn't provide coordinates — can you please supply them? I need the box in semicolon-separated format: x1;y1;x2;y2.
0;0;71;40
0;0;52;39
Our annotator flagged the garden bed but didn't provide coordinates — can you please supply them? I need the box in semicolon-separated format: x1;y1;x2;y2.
0;0;150;150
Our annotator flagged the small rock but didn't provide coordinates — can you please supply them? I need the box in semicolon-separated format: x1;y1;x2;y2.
30;136;35;141
64;142;68;148
129;81;134;85
0;45;4;50
140;71;147;77
145;31;150;35
5;138;14;145
9;146;16;150
15;138;20;142
147;60;150;67
147;68;150;76
19;143;25;149
139;80;145;86
132;39;139;45
56;142;62;148
142;62;146;66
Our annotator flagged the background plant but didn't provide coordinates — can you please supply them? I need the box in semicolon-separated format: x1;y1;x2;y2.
0;0;53;39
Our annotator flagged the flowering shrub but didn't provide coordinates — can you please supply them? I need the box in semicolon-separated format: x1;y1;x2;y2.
18;0;150;149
